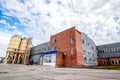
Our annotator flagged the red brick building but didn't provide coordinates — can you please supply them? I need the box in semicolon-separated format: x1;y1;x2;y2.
50;27;97;66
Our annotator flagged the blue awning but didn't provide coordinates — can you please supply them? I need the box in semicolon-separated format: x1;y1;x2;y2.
43;50;57;55
31;50;64;56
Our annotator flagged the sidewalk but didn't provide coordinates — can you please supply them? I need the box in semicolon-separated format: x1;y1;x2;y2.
0;64;120;80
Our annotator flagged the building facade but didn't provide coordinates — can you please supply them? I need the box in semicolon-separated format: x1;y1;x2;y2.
30;27;120;66
81;33;98;66
97;43;120;66
30;42;56;66
30;27;98;66
50;27;98;66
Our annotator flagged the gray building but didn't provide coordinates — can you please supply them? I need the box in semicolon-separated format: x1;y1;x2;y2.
97;42;120;65
30;42;49;65
30;42;56;66
97;42;120;58
81;33;98;66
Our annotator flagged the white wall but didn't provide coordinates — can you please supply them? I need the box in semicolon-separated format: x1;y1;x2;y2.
81;33;98;66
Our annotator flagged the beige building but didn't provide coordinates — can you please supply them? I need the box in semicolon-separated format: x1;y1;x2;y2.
4;35;32;64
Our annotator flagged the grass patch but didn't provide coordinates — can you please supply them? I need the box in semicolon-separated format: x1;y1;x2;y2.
84;66;120;70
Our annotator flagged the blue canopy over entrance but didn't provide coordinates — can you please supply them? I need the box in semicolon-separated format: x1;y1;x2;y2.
31;50;64;56
42;50;57;55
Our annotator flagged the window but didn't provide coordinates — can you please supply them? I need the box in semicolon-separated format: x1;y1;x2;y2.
92;54;94;57
42;48;44;51
111;48;114;52
102;50;105;53
116;48;119;52
37;49;41;52
113;48;115;52
52;38;56;43
88;43;90;46
89;58;92;63
82;39;84;44
44;55;52;63
118;60;120;64
98;50;102;53
44;47;48;51
112;60;119;64
108;49;111;52
71;48;74;55
93;59;95;62
104;60;109;65
52;47;56;51
112;60;114;64
118;48;120;52
70;37;74;43
92;46;94;50
88;52;91;55
84;57;87;62
115;60;118;64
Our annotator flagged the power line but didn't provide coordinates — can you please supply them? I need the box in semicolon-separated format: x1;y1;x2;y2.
70;0;81;29
70;0;78;26
75;0;81;28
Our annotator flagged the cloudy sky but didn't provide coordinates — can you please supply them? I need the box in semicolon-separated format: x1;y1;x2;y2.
0;0;120;57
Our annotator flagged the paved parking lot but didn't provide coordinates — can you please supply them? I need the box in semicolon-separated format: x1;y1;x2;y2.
0;64;120;80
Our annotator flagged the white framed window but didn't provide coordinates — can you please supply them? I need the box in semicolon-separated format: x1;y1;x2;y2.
52;38;56;43
70;37;74;43
71;48;74;55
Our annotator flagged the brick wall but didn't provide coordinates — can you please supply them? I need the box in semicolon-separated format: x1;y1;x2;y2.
98;57;120;66
109;57;120;66
75;30;84;66
98;58;109;66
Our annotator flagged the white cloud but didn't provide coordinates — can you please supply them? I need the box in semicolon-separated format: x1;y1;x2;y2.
0;0;120;57
0;20;7;24
0;31;12;57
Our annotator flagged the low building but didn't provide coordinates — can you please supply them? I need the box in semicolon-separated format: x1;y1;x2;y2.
30;42;56;66
97;42;120;66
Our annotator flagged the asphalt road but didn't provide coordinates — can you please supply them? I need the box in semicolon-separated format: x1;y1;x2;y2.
0;64;120;80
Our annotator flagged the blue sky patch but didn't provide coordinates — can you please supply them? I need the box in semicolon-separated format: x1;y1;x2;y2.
114;16;119;22
45;0;51;4
19;0;25;4
0;10;3;20
56;1;62;5
32;12;41;16
2;15;20;26
47;13;51;17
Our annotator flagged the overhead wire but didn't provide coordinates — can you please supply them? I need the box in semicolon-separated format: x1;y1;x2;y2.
70;0;77;26
70;0;81;29
1;0;82;46
75;0;81;29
